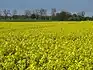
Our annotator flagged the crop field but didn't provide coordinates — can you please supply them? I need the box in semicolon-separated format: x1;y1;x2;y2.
0;21;93;70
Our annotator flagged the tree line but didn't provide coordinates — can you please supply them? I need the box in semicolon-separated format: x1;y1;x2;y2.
0;8;93;21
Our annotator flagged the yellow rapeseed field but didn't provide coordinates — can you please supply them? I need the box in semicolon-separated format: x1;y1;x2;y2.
0;21;93;70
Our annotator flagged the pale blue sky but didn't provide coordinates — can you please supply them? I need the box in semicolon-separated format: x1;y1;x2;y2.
0;0;93;16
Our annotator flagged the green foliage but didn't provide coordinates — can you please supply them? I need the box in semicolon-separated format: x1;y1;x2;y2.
0;22;93;70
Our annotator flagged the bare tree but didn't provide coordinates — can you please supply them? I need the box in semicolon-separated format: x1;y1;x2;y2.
43;9;47;20
0;10;2;19
40;9;43;17
3;9;10;20
24;10;31;19
3;9;7;18
51;8;56;16
34;9;40;19
12;10;17;16
0;10;2;16
39;8;47;20
12;10;17;19
51;8;56;20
